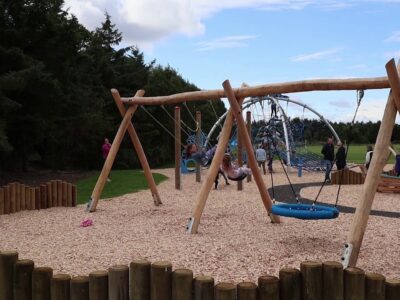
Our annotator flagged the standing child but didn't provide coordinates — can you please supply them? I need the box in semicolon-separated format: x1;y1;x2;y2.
102;138;112;182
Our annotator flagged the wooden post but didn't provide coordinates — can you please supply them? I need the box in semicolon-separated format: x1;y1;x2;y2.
47;183;52;208
346;59;400;266
172;269;193;300
0;251;18;300
62;181;67;206
195;111;202;183
0;187;4;215
88;102;140;212
67;183;72;207
385;279;400;300
25;186;30;210
40;185;47;209
33;187;38;210
246;111;252;182
4;185;10;214
108;265;129;300
215;282;236;300
258;275;279;300
279;268;301;300
52;180;57;207
344;267;365;299
32;267;53;300
151;261;172;300
300;261;322;300
189;87;246;234
223;80;280;223
10;182;16;213
130;260;151;300
16;182;21;212
365;273;385;300
70;276;89;300
237;282;257;300
237;122;243;191
72;185;77;207
14;259;34;300
111;89;162;207
89;270;108;300
194;276;214;300
20;183;26;211
322;261;343;300
51;274;71;300
57;180;63;206
175;106;181;190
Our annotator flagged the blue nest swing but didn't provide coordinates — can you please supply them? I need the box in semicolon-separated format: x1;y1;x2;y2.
271;203;339;220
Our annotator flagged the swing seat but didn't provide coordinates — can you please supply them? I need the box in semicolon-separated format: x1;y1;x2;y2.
227;173;247;181
271;203;339;220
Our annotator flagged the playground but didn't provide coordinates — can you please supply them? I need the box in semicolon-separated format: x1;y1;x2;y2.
1;164;399;283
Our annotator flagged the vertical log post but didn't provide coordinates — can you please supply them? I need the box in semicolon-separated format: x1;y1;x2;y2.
47;182;52;208
70;276;89;300
14;259;34;300
67;183;72;207
175;106;181;190
20;183;26;211
89;270;108;300
33;187;38;210
223;80;280;223
0;187;4;214
189;87;246;234
246;111;252;182
196;111;202;183
0;251;19;300
130;260;151;300
346;59;400;266
237;282;257;300
237;123;243;191
279;268;301;300
16;182;21;212
300;261;322;300
62;181;67;206
151;261;172;300
344;267;365;299
172;269;193;300
52;180;57;207
57;180;63;207
111;89;162;206
51;274;71;300
25;186;31;210
258;275;279;300
40;185;47;209
10;182;16;213
108;265;129;300
385;279;400;300
365;273;385;300
322;261;343;300
32;267;53;300
215;283;236;300
194;276;214;300
4;185;10;214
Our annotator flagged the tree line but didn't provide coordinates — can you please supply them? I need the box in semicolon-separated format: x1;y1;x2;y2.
0;0;226;171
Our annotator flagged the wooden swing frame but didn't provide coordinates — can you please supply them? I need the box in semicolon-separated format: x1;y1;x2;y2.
89;58;400;269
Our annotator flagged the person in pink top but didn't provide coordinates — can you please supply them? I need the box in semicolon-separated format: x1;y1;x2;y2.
221;153;251;180
102;138;112;181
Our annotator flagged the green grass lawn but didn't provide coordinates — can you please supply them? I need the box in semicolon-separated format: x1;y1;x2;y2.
76;170;168;204
305;144;397;164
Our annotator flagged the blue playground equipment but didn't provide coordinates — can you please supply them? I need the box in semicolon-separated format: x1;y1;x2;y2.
271;203;339;220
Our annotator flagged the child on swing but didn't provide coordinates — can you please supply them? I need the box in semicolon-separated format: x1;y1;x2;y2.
221;153;252;180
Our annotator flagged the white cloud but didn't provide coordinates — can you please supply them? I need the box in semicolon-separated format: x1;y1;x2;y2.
291;48;343;62
62;1;390;48
329;99;352;108
385;31;400;42
195;35;259;51
384;51;400;59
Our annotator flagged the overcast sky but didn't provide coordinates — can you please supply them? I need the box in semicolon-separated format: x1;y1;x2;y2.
63;0;400;122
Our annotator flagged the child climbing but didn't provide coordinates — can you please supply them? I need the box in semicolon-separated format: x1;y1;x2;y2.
221;153;252;181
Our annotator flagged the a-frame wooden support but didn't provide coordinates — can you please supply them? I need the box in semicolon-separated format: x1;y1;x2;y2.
87;89;162;212
188;82;279;234
345;59;400;267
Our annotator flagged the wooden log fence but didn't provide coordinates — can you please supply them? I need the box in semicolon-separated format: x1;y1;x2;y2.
0;180;77;215
1;251;399;300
